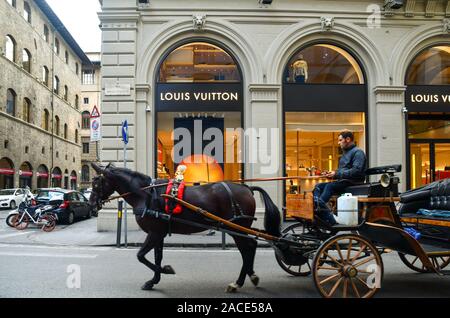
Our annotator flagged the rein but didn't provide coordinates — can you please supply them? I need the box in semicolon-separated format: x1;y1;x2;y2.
99;175;325;205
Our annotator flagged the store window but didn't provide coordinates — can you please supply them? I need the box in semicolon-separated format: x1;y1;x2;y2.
156;42;243;182
283;44;367;219
405;46;450;189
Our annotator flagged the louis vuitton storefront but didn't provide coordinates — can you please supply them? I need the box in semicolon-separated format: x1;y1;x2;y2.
98;0;450;230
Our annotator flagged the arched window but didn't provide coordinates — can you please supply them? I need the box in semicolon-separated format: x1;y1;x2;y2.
284;44;364;84
42;66;49;86
81;165;90;182
65;51;69;64
7;0;16;8
55;116;60;136
158;42;241;82
406;46;450;85
54;38;60;55
22;49;31;73
53;75;60;94
75;129;79;143
6;89;16;116
42;109;50;131
82;111;90;129
64;85;68;101
23;2;31;23
75;95;79;109
43;25;49;43
23;98;31;123
5;35;16;62
64;124;68;139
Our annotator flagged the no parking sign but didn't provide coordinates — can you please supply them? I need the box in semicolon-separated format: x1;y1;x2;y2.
90;105;101;142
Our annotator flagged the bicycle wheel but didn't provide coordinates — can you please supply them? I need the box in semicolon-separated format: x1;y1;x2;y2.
41;215;56;232
13;214;29;230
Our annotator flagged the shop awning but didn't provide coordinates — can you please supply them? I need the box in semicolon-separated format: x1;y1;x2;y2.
0;168;15;175
19;170;33;177
52;174;62;180
37;172;49;178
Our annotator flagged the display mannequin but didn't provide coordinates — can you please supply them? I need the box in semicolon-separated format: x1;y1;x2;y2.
292;54;308;83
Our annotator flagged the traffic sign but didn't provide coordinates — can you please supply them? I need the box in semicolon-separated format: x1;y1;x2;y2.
91;117;101;142
90;105;101;118
122;120;129;145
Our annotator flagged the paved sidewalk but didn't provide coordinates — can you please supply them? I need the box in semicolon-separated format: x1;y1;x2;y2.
1;215;271;248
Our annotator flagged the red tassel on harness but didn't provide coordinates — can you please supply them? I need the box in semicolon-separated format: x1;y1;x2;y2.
165;180;185;214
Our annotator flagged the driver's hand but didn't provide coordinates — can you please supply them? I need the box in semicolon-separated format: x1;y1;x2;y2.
325;171;336;178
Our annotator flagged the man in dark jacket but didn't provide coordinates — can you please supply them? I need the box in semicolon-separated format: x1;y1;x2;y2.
313;130;367;225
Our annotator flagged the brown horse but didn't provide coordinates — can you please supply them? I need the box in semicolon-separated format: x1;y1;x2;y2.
89;163;281;292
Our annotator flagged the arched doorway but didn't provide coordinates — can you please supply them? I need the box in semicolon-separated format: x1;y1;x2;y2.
36;165;49;188
51;167;62;188
155;41;243;183
0;158;15;189
64;169;69;189
19;162;33;189
405;45;450;189
282;43;367;219
70;171;77;190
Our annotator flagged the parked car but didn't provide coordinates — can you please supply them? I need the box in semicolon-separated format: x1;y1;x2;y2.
0;188;33;210
34;189;93;224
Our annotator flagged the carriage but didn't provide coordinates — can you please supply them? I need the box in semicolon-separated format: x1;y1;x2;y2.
90;162;450;298
163;164;450;298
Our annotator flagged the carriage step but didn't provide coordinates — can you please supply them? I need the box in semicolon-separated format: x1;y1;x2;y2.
440;270;450;276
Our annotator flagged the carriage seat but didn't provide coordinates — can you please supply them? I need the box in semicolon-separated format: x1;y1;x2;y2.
341;164;402;197
399;178;450;215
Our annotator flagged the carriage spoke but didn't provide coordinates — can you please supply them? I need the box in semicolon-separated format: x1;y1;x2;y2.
349;277;361;298
356;276;371;289
343;278;348;298
327;277;343;298
335;243;345;264
347;239;353;262
354;255;376;268
324;251;344;267
411;257;419;266
350;244;367;263
319;272;342;285
318;266;340;271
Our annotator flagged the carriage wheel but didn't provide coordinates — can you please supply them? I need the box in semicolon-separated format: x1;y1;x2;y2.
312;234;384;298
275;223;312;276
399;253;450;273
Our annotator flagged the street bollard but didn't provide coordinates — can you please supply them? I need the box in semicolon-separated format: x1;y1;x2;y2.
116;200;123;248
222;232;226;250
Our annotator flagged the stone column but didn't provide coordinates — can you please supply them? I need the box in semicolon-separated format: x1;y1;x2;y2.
97;10;139;231
373;86;407;192
248;84;283;228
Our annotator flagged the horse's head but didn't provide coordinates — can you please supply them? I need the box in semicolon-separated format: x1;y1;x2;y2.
89;163;116;212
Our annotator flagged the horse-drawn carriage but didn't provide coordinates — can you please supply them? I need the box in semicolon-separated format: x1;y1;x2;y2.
89;163;450;298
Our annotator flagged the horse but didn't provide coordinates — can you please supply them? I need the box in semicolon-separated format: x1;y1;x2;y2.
88;163;281;292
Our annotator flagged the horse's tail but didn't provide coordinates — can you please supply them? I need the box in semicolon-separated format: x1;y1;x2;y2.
250;186;281;237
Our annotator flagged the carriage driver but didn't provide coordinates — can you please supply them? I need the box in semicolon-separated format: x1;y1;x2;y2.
313;130;367;225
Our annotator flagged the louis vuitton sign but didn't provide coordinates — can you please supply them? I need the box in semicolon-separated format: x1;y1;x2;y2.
156;83;243;112
406;85;450;112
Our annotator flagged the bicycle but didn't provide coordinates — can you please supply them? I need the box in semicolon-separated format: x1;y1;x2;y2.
11;204;58;232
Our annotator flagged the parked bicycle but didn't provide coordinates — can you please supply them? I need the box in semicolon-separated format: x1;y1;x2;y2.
11;200;58;232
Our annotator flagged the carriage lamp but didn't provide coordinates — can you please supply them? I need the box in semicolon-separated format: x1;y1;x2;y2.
380;172;400;188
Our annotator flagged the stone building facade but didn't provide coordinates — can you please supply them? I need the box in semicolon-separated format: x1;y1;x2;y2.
0;0;91;191
80;52;102;191
97;0;450;231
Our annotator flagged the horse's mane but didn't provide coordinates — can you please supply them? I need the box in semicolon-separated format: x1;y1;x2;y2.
107;166;153;192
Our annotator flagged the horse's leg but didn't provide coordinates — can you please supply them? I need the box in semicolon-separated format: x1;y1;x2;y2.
138;232;174;290
226;236;259;293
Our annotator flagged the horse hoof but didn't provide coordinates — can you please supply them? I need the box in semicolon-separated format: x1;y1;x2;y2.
226;283;240;293
161;265;176;275
250;274;260;287
141;282;154;291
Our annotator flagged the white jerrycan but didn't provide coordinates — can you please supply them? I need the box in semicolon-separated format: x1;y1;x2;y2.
337;193;359;226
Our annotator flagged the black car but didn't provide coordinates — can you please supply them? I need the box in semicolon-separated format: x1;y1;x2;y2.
34;189;93;224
